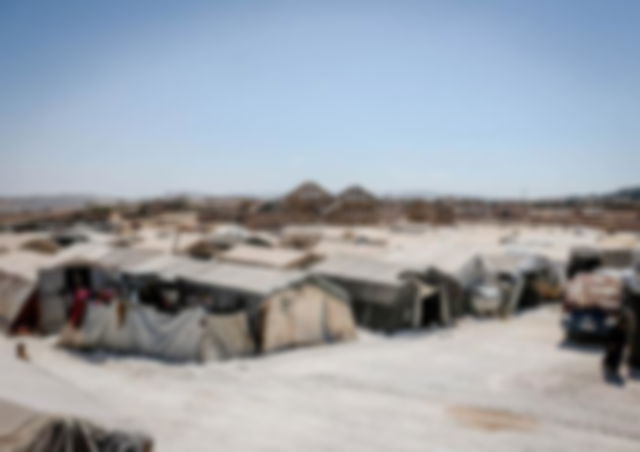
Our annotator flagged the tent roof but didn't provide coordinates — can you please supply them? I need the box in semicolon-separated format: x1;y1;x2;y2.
156;257;212;280
47;244;162;272
184;262;304;297
0;232;50;254
0;251;54;282
219;245;309;269
296;275;351;304
478;252;546;275
312;255;406;287
121;254;185;276
597;233;640;250
100;248;163;270
48;242;113;268
123;254;212;280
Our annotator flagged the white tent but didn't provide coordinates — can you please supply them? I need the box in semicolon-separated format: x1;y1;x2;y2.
261;276;357;353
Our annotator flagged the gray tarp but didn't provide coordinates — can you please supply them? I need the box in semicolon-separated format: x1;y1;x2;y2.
60;302;255;362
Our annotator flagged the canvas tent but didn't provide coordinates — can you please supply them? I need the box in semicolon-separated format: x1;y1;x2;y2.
114;253;212;313
36;243;120;334
179;262;305;314
312;255;444;332
401;266;470;325
459;253;563;317
123;260;355;356
0;251;56;334
261;276;357;352
20;244;172;335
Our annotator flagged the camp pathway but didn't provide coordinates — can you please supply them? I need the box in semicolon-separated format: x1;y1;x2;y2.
1;306;639;452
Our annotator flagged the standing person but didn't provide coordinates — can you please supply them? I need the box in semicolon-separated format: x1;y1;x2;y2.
603;307;632;384
624;293;640;377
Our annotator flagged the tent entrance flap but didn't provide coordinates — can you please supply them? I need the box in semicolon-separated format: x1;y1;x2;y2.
412;283;443;328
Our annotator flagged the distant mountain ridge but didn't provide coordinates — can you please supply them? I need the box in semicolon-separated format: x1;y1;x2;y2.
0;195;118;214
1;184;637;215
607;186;640;201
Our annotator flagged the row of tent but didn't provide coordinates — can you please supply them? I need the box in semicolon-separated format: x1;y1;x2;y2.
312;251;566;332
0;244;358;362
57;275;356;363
3;240;636;362
0;240;560;324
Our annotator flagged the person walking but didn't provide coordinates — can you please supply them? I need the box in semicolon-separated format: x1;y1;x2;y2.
603;307;633;384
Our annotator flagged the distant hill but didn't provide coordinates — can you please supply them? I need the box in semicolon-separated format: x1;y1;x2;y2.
0;195;117;215
607;186;640;201
0;184;637;216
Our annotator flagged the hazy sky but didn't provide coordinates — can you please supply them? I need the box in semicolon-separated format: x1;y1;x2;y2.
1;0;638;198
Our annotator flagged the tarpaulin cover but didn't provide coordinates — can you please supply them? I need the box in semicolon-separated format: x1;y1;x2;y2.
60;302;214;362
566;272;623;311
60;302;255;362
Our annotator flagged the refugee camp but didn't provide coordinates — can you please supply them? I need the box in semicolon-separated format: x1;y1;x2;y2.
2;1;640;451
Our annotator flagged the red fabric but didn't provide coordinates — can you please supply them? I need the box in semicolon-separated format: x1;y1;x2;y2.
70;289;90;328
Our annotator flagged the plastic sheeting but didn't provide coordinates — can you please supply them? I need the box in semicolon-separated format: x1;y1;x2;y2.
60;302;255;362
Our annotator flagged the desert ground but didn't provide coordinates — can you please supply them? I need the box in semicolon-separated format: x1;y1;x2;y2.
1;305;638;452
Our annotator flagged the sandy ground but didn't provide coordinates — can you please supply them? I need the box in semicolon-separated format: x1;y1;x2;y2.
1;306;639;452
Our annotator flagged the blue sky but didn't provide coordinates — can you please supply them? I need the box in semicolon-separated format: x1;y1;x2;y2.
1;0;638;198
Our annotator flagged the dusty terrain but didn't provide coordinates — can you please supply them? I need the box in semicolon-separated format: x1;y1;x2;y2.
1;306;639;452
